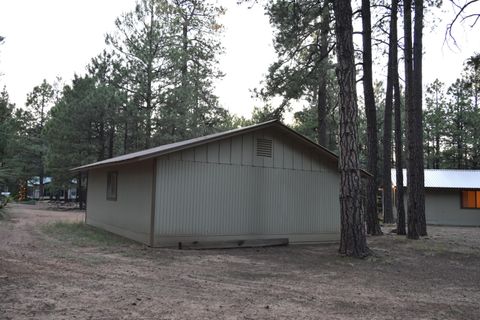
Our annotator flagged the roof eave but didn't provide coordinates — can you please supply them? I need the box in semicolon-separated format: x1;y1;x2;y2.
72;120;283;172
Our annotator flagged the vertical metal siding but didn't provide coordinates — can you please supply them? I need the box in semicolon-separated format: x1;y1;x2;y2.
425;189;480;226
219;139;231;164
194;145;207;162
283;142;294;169
207;142;219;163
231;136;243;165
155;159;339;236
86;161;152;244
242;133;254;165
154;127;340;240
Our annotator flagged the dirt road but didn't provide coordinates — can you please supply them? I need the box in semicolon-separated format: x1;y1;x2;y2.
1;204;479;319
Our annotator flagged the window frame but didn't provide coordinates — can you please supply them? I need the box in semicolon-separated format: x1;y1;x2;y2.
106;171;118;201
460;190;480;209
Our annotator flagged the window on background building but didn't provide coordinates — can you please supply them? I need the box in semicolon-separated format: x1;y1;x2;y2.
461;190;480;209
107;171;118;201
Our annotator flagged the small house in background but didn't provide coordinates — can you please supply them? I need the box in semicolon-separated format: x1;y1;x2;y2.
27;176;77;201
27;177;52;199
391;169;480;226
73;120;349;247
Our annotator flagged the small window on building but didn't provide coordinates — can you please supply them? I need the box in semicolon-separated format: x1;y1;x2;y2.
461;190;480;209
107;171;118;201
256;138;273;158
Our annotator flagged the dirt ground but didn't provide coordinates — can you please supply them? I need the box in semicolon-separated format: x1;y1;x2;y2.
0;204;479;320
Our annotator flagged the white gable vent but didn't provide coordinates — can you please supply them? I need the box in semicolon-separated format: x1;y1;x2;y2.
256;138;273;158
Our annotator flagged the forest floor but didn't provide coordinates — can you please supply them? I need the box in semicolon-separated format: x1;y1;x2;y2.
1;203;479;320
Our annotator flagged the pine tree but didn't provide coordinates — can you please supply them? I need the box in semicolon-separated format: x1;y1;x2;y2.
258;0;337;149
361;0;383;234
157;0;228;143
106;0;171;149
23;80;56;199
334;0;369;258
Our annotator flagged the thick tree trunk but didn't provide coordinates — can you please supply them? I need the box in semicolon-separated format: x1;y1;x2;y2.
382;75;394;223
317;1;329;147
39;173;44;200
333;0;369;258
413;0;427;236
404;0;419;239
64;187;69;203
382;0;399;225
394;78;406;235
78;172;84;210
362;0;383;235
392;3;406;235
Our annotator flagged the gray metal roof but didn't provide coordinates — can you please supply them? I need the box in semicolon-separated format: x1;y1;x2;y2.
391;169;480;189
72;120;340;172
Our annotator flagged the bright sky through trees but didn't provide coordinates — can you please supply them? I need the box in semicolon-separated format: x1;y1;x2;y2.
0;0;477;118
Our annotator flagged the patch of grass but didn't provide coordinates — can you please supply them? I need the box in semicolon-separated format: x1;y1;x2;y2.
42;221;135;248
17;199;36;205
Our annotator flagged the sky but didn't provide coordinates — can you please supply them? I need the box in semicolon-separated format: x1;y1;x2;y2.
0;0;478;120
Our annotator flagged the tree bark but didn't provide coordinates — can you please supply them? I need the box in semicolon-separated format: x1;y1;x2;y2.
39;173;44;200
362;0;383;235
382;0;400;225
333;0;370;258
404;0;419;239
413;0;427;236
78;172;84;210
392;0;406;235
64;187;69;203
394;76;406;235
317;0;329;147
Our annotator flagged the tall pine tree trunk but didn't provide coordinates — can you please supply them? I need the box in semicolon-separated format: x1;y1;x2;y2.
78;172;84;210
317;0;329;146
404;0;419;239
39;173;44;200
392;0;406;235
334;0;369;258
362;0;382;235
412;0;427;236
394;76;406;235
382;0;400;225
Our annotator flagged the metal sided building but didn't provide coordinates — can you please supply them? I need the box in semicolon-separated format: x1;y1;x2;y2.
391;169;480;226
73;120;343;247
